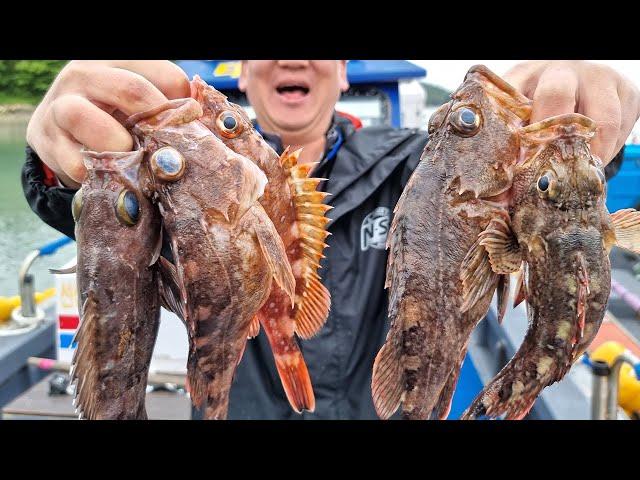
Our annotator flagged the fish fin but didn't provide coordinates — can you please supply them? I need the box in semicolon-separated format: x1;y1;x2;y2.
496;274;510;324
70;293;99;420
478;217;522;274
461;217;520;313
149;227;163;267
280;147;332;339
247;315;260;339
187;353;208;410
371;336;404;420
157;256;187;322
460;238;500;313
513;266;527;308
253;207;296;306
610;208;640;254
273;351;316;413
49;264;76;275
434;347;468;420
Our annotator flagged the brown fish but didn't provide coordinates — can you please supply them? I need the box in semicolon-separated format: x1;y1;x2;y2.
462;114;640;420
371;65;532;420
128;98;295;419
191;77;331;413
70;149;162;419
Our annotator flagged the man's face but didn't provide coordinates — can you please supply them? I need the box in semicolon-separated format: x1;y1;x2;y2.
238;60;349;132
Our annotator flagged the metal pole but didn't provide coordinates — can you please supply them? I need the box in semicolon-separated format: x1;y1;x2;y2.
590;360;610;420
17;250;40;318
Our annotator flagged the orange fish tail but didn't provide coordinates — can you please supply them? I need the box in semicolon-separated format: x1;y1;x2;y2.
273;350;316;413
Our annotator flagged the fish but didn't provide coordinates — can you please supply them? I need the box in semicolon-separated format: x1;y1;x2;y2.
70;148;162;419
371;65;532;420
128;97;296;419
461;114;640;420
191;77;332;413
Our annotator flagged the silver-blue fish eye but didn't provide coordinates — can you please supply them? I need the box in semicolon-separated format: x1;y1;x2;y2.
223;114;237;130
150;147;185;181
460;108;476;126
116;190;140;226
450;106;481;136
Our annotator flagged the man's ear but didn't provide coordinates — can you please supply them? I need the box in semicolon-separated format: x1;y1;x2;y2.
238;60;249;92
338;60;349;92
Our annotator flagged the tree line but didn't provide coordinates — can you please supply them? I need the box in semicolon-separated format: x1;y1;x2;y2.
0;61;67;104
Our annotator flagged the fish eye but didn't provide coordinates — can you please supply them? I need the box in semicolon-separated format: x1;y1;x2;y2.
216;111;243;138
537;175;550;192
150;147;185;181
71;188;83;222
449;107;481;136
115;190;140;226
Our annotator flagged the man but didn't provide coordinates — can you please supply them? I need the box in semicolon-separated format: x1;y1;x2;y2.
22;60;640;419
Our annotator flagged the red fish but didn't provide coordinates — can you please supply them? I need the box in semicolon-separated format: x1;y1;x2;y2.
192;77;331;413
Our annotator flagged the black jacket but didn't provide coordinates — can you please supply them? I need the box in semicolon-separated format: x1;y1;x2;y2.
21;113;624;419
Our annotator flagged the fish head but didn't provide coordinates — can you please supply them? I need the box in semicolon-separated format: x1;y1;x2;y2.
128;98;267;225
74;149;161;269
511;113;613;261
191;76;281;175
426;65;532;200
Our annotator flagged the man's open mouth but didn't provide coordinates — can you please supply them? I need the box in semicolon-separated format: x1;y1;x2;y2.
276;83;310;101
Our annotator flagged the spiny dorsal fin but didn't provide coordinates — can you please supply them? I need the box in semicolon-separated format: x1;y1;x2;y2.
280;147;332;339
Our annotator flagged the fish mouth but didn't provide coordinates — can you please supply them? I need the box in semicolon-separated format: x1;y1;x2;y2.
275;80;311;104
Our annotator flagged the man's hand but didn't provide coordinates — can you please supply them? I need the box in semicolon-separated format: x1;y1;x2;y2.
26;60;190;188
503;60;640;165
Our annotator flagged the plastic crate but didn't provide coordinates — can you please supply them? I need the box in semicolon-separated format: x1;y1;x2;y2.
607;144;640;212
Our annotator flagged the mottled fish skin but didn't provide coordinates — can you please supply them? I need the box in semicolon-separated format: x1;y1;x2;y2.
72;149;161;420
191;77;332;413
372;65;532;420
129;98;295;420
462;114;613;420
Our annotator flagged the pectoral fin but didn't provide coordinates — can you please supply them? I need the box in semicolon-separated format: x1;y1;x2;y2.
496;274;510;324
461;217;521;313
513;265;528;308
157;256;188;323
247;315;260;339
610;208;640;254
253;206;296;307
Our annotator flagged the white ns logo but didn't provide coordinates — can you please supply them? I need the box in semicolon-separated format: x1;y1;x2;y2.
360;207;391;251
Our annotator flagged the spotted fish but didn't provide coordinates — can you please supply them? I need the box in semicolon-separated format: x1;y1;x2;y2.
192;77;331;413
462;114;640;419
127;98;295;420
371;65;532;420
69;148;162;419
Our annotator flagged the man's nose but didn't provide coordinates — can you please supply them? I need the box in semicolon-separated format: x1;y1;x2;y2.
276;60;310;69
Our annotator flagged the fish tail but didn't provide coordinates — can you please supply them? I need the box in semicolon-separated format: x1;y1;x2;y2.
260;304;315;413
273;350;315;413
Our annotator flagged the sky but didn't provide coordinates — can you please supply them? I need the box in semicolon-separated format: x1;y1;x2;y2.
410;60;640;141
